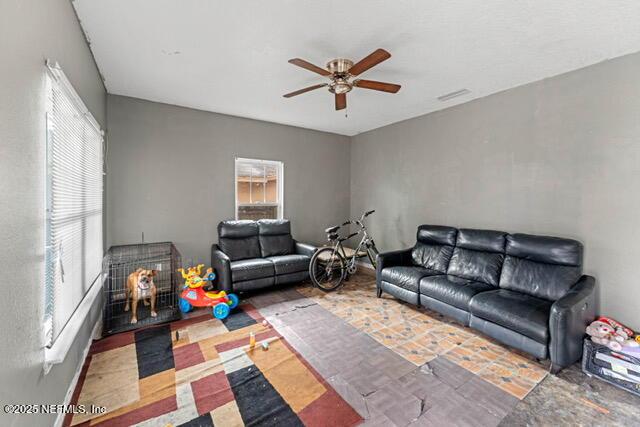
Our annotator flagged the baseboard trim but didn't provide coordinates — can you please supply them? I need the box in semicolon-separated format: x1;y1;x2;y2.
53;315;102;427
356;261;376;276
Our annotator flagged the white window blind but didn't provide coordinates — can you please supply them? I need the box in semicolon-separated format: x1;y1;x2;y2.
44;61;104;358
235;158;283;220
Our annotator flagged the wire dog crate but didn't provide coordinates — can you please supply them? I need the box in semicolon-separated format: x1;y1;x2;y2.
102;242;182;336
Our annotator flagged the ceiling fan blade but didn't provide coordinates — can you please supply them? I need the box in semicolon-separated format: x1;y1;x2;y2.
354;79;401;93
283;83;327;98
348;48;391;76
335;93;346;110
288;58;331;76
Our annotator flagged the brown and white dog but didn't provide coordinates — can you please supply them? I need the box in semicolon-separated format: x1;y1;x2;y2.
125;268;158;324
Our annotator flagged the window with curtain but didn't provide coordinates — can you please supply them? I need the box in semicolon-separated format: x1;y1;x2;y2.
44;61;104;356
235;158;283;220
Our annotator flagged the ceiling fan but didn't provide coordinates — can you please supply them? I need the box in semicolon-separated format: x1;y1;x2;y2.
283;48;401;111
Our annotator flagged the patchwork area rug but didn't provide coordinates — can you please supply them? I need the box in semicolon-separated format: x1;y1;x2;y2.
297;274;548;399
65;304;362;426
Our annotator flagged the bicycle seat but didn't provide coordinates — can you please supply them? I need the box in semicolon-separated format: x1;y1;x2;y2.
325;225;340;234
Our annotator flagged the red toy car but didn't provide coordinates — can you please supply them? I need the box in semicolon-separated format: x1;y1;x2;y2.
178;267;239;319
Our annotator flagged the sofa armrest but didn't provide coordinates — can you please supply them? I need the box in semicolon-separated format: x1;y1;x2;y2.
376;248;413;290
211;244;233;293
549;275;596;369
294;240;317;258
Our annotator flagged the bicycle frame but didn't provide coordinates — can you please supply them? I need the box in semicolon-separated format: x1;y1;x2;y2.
329;213;379;270
310;210;378;291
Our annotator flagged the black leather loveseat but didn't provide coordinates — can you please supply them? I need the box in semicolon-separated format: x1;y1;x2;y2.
211;219;316;293
377;225;596;372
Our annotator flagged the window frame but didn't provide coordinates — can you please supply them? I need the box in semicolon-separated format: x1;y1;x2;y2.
234;157;284;220
43;60;104;371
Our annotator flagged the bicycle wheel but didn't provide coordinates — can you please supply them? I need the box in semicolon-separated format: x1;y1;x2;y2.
309;247;346;291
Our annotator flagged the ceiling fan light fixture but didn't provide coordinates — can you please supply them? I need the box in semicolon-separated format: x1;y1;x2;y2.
334;84;352;94
329;77;353;94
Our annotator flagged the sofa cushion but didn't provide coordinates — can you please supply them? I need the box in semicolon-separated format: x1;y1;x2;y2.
499;234;583;301
411;225;457;273
469;289;553;343
381;266;441;293
258;219;294;257
456;228;507;253
419;275;494;311
506;233;582;265
416;225;458;246
218;220;261;261
447;248;504;286
447;229;506;286
267;254;310;275
230;258;275;282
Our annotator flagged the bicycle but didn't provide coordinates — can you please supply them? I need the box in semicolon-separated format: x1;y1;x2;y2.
309;210;379;291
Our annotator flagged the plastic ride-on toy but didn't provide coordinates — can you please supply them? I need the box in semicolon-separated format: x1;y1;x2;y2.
178;265;239;319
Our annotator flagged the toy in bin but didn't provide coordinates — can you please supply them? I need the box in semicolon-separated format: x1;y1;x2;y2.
177;264;239;319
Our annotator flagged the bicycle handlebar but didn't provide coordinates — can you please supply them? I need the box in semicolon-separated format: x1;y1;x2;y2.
357;210;375;222
334;211;374;238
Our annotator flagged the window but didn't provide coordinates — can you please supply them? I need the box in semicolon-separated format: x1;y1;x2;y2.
44;61;104;368
235;158;283;220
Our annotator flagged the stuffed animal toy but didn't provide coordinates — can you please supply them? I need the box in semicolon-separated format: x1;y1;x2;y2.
586;320;622;350
586;317;638;352
602;316;634;340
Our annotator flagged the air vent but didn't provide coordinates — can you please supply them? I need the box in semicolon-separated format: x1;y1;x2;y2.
437;88;471;102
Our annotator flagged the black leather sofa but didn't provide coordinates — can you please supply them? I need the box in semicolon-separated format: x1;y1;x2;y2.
211;219;316;293
377;225;596;372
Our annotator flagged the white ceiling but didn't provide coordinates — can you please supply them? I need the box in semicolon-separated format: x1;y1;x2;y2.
73;0;640;136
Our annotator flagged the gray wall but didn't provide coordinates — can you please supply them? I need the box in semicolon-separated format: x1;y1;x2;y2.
351;51;640;330
106;95;350;263
2;2;638;419
0;0;106;426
